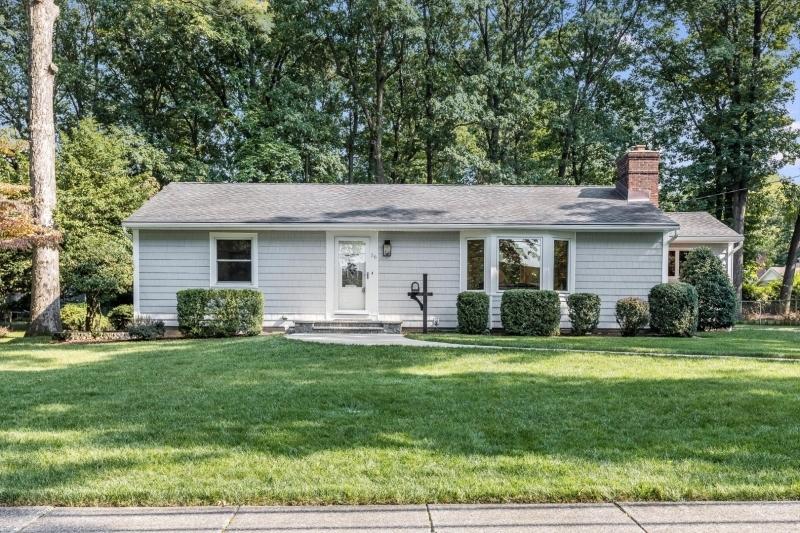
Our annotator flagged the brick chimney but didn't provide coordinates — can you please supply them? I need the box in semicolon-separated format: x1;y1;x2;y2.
616;145;660;207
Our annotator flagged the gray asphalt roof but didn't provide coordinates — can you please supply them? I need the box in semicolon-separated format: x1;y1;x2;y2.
668;212;743;241
124;183;680;227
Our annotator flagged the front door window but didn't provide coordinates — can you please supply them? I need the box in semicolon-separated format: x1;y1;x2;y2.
337;240;366;311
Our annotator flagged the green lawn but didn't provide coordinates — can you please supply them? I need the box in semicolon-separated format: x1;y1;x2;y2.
1;331;800;505
409;324;800;358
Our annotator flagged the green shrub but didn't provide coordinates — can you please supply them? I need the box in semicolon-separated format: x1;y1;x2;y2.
108;304;134;330
457;291;490;334
567;293;600;335
615;297;649;336
500;289;561;336
127;317;165;340
679;248;737;330
177;288;263;338
694;270;737;330
678;247;720;282
60;303;110;332
649;282;698;337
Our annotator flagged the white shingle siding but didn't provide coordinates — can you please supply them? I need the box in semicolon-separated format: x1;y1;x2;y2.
138;230;209;316
137;228;665;330
138;230;327;322
377;231;460;329
575;232;664;328
258;231;326;317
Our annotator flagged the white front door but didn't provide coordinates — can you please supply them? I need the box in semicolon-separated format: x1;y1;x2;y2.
336;238;368;312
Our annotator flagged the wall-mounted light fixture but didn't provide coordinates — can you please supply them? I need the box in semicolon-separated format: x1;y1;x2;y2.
383;240;392;257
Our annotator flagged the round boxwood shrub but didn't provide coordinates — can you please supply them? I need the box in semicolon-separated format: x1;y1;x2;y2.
457;291;489;334
177;288;263;337
500;289;561;336
108;304;134;331
567;293;600;335
648;282;698;337
615;297;649;336
679;247;736;330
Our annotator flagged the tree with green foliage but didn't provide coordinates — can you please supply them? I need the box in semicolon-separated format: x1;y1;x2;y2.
56;118;160;241
648;0;800;298
61;234;132;332
538;0;647;185
680;247;737;330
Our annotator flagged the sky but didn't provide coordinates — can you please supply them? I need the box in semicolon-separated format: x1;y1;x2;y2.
782;68;800;183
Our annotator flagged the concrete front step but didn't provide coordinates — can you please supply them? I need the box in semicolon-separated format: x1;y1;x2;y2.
291;321;402;334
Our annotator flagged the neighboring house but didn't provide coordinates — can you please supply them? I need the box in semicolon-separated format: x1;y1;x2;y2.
757;262;800;286
123;146;743;331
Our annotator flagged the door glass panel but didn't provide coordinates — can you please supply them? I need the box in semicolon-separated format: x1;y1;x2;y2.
339;241;365;288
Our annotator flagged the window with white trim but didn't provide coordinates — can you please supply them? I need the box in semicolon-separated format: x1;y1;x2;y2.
498;238;541;290
553;239;570;292
466;239;485;290
212;234;256;285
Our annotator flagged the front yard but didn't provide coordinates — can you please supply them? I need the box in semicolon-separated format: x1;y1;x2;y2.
1;328;800;505
409;324;800;358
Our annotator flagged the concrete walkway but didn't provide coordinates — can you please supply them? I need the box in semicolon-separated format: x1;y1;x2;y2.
3;502;800;532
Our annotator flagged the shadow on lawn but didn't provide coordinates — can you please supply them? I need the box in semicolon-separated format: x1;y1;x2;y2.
2;335;800;499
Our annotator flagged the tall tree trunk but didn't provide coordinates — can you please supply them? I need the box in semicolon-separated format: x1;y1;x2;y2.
731;189;748;303
26;0;61;336
779;209;800;314
347;105;357;183
373;81;385;183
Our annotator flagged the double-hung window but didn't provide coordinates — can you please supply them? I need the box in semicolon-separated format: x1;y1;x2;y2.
211;233;257;286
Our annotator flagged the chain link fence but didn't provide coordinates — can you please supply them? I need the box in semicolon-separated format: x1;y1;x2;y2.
740;300;800;325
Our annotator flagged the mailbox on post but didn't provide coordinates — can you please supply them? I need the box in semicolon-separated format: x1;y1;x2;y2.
407;273;434;333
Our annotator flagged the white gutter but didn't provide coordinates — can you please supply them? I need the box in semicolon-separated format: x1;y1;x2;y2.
672;235;744;244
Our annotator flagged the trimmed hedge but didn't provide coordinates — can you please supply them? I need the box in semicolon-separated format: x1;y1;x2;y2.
649;282;698;337
615;297;649;336
679;247;737;330
177;288;264;338
108;304;134;330
457;291;490;334
500;289;561;336
567;293;600;335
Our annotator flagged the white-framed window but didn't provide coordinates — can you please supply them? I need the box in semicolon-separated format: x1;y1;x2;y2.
498;237;541;290
210;232;258;287
667;249;690;280
553;239;570;292
466;238;486;291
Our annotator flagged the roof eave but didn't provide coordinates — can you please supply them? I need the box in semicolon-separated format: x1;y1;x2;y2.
672;235;744;243
123;221;680;231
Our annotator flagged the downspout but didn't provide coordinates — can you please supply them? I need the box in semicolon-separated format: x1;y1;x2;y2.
662;230;679;283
